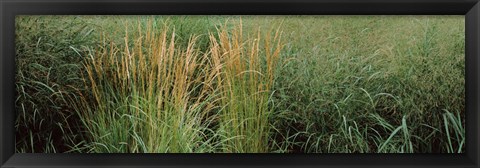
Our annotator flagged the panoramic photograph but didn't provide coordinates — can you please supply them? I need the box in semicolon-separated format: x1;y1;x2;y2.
15;15;465;153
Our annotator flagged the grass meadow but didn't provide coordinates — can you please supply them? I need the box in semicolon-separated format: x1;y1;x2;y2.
15;15;465;153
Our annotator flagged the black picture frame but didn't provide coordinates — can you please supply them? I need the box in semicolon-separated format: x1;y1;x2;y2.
1;0;479;168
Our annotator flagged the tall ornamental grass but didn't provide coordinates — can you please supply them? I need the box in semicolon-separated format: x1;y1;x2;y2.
78;19;283;153
80;20;220;153
209;22;283;152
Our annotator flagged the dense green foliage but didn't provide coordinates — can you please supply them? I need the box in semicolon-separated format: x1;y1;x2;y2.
15;15;464;153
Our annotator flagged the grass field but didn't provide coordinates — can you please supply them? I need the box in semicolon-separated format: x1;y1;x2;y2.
15;15;465;153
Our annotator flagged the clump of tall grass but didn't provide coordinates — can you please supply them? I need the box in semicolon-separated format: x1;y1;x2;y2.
79;19;224;152
209;22;283;152
78;18;284;153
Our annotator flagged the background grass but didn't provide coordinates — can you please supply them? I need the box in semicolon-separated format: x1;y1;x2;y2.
15;15;464;153
269;16;464;153
15;16;98;152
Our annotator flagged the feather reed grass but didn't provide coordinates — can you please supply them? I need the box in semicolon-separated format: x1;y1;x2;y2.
81;19;222;152
209;21;283;152
78;18;283;153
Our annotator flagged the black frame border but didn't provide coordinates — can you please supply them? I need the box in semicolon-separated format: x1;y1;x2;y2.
1;0;479;168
